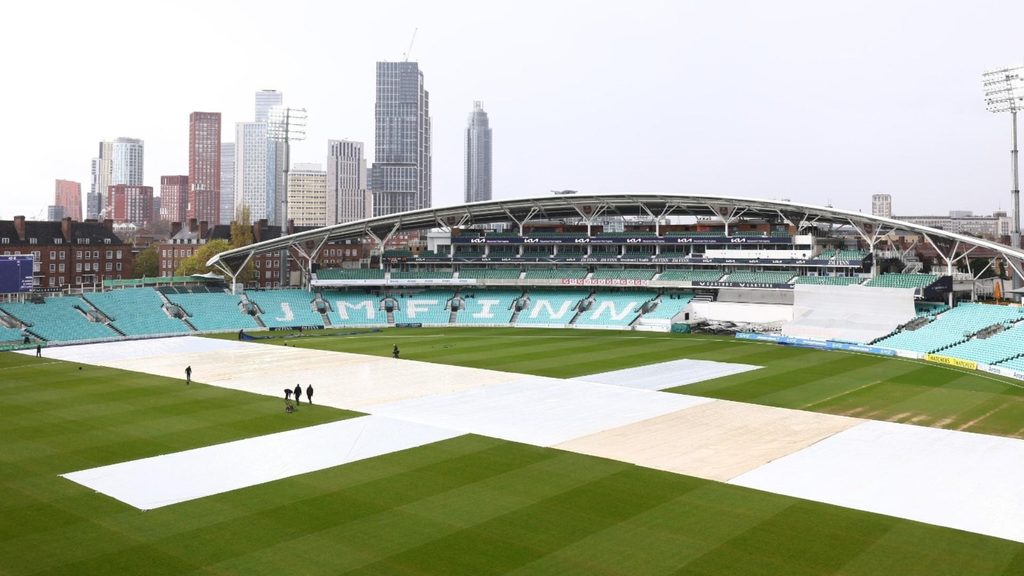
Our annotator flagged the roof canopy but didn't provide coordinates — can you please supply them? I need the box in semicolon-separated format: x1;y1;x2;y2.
207;193;1024;281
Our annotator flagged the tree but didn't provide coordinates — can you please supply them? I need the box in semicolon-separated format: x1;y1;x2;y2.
229;205;256;284
133;246;159;278
175;239;232;276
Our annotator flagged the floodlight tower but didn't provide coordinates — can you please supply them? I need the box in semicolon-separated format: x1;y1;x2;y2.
268;106;307;286
984;65;1024;292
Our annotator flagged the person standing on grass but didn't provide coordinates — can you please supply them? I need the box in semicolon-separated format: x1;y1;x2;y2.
392;344;400;359
35;344;41;357
185;365;191;384
294;384;302;406
284;388;292;402
306;384;314;405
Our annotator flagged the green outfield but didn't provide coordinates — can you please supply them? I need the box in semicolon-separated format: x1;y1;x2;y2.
2;335;1024;575
246;327;1024;439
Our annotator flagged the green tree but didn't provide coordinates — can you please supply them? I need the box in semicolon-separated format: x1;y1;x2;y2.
229;205;256;284
175;239;232;276
133;246;159;278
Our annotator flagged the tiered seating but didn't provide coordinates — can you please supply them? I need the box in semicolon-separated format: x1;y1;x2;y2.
816;249;837;260
390;291;454;324
459;268;521;279
641;293;695;320
246;290;323;329
589;246;619;257
0;297;119;342
793;276;864;285
486;247;518;258
724;271;795;284
622;247;654;257
321;291;388;326
666;231;720;237
454;290;520;325
390;270;453;280
657;270;723;282
865;274;938;289
522;268;588;280
575;292;656;327
382;249;413;258
875;303;1024;354
915;302;949;317
521;248;553;258
0;325;24;342
590;268;656;281
86;288;190;336
516;290;589;326
941;322;1024;365
1001;355;1024;372
316;268;385;280
834;249;869;260
165;292;258;331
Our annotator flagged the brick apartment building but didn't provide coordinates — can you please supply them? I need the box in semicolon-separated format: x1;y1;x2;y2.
0;216;133;290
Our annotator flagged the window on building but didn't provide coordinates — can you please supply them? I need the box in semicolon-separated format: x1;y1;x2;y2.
59;264;65;273
104;238;111;244
1;238;8;244
58;251;65;260
30;238;38;245
116;263;122;271
105;262;112;271
106;250;113;259
48;264;55;272
75;276;81;284
49;251;56;259
76;250;82;258
76;263;81;272
54;238;62;244
32;251;40;259
116;250;122;259
93;251;99;259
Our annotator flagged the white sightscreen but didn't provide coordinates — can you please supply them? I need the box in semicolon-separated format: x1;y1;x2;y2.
782;284;916;344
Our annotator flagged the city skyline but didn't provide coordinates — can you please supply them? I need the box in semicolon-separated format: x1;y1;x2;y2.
5;1;1024;222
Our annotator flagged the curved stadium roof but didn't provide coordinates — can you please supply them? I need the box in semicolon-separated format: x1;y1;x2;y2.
207;193;1024;281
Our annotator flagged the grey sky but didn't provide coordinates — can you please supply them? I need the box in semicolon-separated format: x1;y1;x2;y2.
2;0;1022;221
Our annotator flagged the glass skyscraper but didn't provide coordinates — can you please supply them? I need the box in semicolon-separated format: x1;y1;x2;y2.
371;61;431;216
464;101;492;204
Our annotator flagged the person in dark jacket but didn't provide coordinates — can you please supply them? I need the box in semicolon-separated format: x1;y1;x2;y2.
392;344;400;359
36;344;41;357
185;365;191;384
294;384;302;406
306;384;314;405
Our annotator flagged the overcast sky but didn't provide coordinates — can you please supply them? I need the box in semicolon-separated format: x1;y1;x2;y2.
1;0;1022;221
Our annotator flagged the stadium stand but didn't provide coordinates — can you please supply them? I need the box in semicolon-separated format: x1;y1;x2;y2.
86;288;191;336
915;301;950;317
521;248;553;258
165;291;259;331
1001;354;1024;372
459;268;521;279
641;293;695;320
245;290;324;328
575;292;656;327
316;268;385;280
516;290;589;326
865;273;938;288
793;275;865;285
0;297;120;342
390;270;453;280
874;302;1024;354
454;290;520;325
723;271;795;284
657;270;724;282
940;322;1024;365
590;268;657;281
390;291;454;324
0;324;24;342
321;291;388;326
522;267;588;280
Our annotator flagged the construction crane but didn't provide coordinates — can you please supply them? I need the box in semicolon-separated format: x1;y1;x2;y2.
403;28;418;62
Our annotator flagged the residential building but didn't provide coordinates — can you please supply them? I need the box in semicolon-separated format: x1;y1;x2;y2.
160;175;189;223
88;141;113;219
157;218;211;277
465;101;492;204
287;163;327;227
220;142;235;225
896;210;1012;240
54;179;82;221
111;137;144;186
371;61;431;216
326;139;368;225
107;184;154;227
0;215;132;289
46;206;65;221
188;112;221;225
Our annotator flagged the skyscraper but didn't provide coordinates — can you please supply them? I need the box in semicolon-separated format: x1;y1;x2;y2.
287;163;328;227
326;139;368;225
220;142;235;224
255;89;283;123
188;112;222;224
54;179;82;221
111;137;144;186
108;184;153;226
88;141;113;219
160;175;189;223
235;122;271;221
371;61;431;216
465;101;492;204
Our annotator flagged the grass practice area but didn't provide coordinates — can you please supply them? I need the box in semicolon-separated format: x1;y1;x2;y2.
2;331;1023;575
246;327;1024;439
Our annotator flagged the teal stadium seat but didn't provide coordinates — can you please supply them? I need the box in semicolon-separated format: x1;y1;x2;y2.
522;268;588;280
321;291;388;326
390;291;454;325
657;270;724;282
453;290;519;325
875;303;1024;354
724;271;795;284
316;268;385;280
793;276;865;285
0;297;119;342
86;288;190;336
165;292;259;331
641;293;695;320
575;292;656;327
459;268;521;280
516;290;589;326
940;322;1024;365
865;274;938;289
246;290;324;328
590;269;656;281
